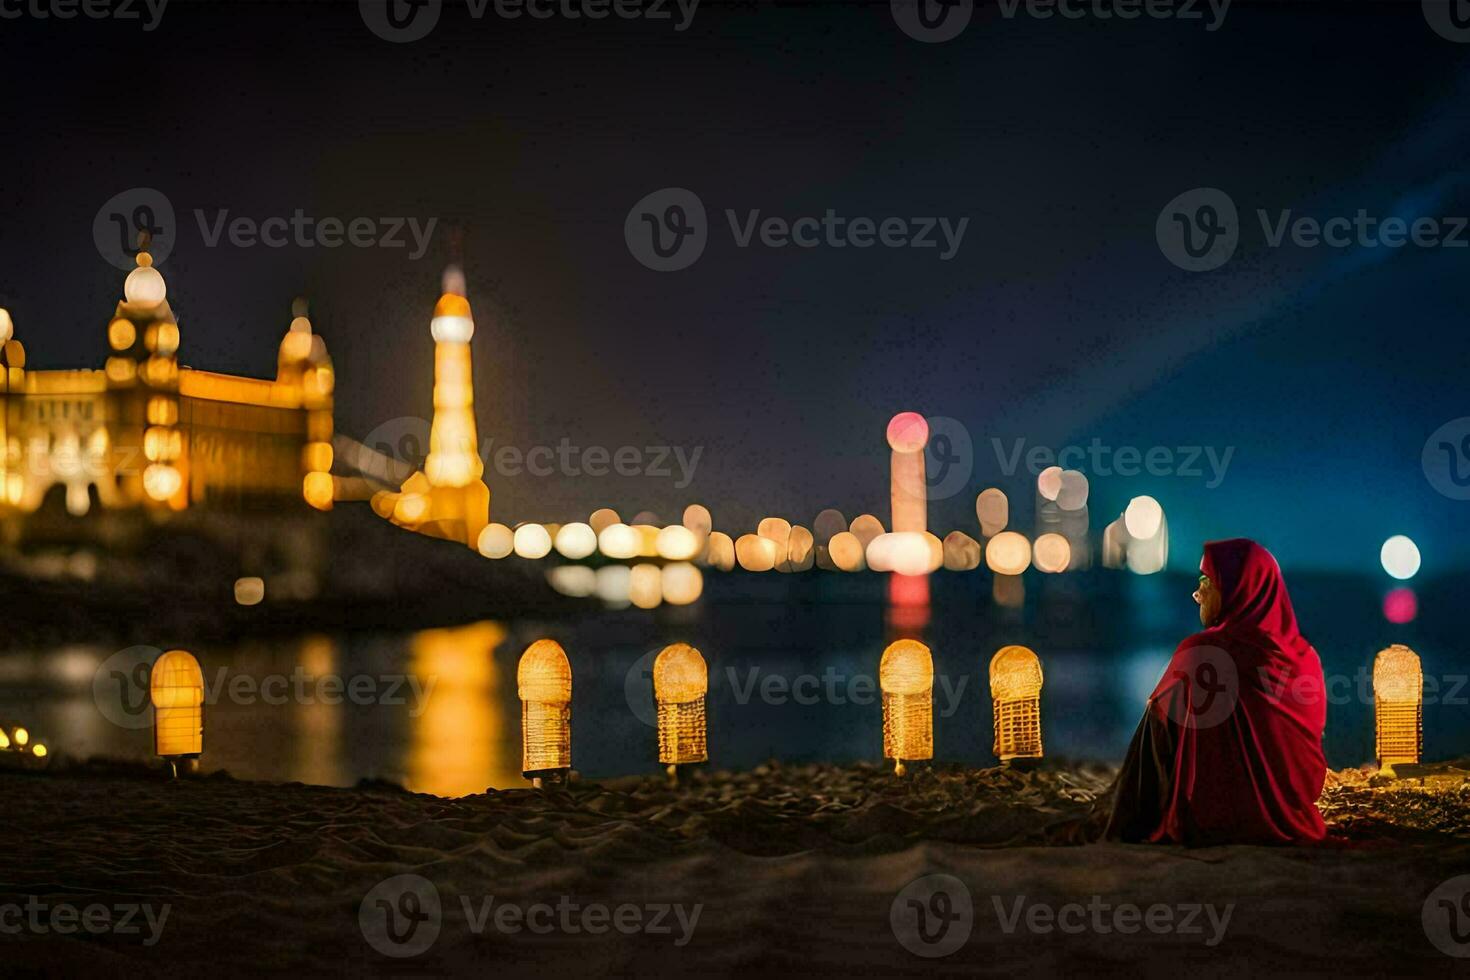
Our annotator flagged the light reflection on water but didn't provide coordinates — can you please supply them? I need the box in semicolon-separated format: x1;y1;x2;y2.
0;570;1461;795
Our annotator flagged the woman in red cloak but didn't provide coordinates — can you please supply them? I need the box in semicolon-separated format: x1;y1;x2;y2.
1106;538;1328;844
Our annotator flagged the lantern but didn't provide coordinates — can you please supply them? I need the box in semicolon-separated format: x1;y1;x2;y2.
150;650;204;774
518;640;572;784
990;646;1043;762
11;726;28;748
653;643;708;779
1373;644;1422;774
879;639;933;776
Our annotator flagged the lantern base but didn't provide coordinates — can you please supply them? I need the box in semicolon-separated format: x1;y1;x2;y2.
524;767;569;788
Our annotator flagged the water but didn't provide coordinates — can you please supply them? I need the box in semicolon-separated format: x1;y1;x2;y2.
1;569;1463;796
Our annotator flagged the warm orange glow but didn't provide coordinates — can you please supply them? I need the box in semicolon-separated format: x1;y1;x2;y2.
656;524;701;561
880;639;933;771
787;525;815;571
150;649;204;758
735;533;777;572
303;471;335;510
554;522;597;559
682;504;712;536
477;523;514;558
849;513;885;549
630;563;662;609
518;639;572;776
990;645;1043;762
234;576;265;605
661;562;704;605
1032;533;1071;573
976;488;1008;537
985;531;1031;575
828;531;865;572
942;531;981;570
108;317;136;351
704;531;736;572
654;643;708;765
598;522;640;559
513;523;553;559
589;507;621;533
888;413;928;534
1373;644;1422;771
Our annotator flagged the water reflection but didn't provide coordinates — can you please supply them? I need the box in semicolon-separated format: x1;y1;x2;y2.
405;621;518;797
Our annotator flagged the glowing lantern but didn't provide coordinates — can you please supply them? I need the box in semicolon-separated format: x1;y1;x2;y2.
233;577;265;606
735;534;777;572
554;522;597;560
303;471;335;510
11;726;28;748
513;523;553;559
976;488;1008;537
704;531;736;572
0;730;8;749
151;650;204;771
598;523;640;560
985;531;1031;575
1373;644;1422;773
887;412;929;533
31;743;46;758
1032;533;1071;573
990;646;1043;762
942;531;981;571
653;643;708;773
477;523;514;559
661;562;704;605
518;640;571;783
879;639;933;776
656;524;701;561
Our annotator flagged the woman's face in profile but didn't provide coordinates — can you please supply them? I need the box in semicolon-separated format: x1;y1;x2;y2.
1194;573;1222;627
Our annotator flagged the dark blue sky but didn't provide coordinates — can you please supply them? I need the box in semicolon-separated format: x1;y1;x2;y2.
1;1;1467;575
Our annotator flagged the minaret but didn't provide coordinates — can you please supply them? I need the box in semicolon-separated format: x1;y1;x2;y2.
388;266;489;547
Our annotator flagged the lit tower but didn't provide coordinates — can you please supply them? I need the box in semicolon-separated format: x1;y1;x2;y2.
105;240;185;508
391;267;489;547
277;298;336;510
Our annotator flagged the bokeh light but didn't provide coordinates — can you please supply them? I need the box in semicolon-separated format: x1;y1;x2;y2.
1380;535;1421;580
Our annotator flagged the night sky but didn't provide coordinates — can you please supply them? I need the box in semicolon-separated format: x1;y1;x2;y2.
2;0;1467;575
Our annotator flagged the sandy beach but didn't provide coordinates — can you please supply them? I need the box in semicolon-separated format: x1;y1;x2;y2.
2;760;1466;977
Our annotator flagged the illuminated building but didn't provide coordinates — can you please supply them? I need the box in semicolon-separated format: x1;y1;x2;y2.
379;267;490;548
0;251;335;522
